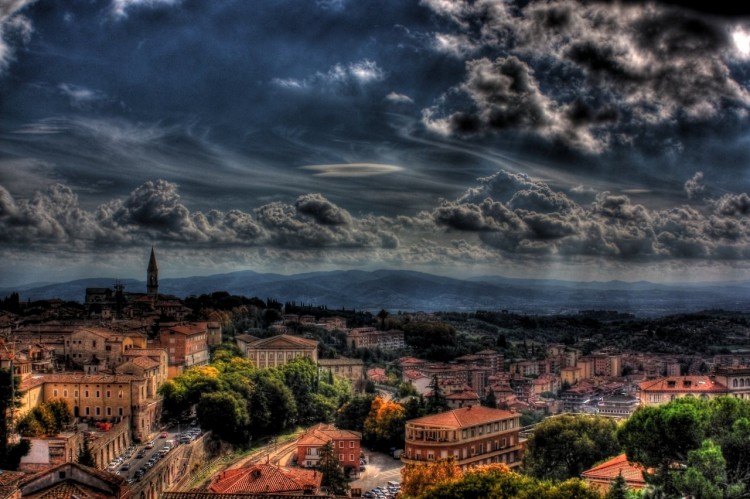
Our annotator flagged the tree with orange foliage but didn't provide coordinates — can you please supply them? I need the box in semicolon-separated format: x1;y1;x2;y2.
363;395;406;448
415;462;601;499
400;457;463;498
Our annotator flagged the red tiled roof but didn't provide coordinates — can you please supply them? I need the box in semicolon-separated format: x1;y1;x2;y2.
639;376;728;393
446;390;480;400
168;323;208;335
581;454;647;489
19;373;135;391
123;348;167;357
209;463;322;494
297;423;361;447
407;405;517;428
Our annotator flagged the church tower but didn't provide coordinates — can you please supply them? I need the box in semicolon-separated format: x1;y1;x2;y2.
147;247;159;297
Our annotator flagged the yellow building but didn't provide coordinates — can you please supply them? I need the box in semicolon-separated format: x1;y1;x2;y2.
18;372;160;442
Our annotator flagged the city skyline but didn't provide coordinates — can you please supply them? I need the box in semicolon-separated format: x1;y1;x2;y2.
2;1;750;286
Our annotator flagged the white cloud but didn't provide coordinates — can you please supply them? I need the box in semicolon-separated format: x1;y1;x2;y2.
385;92;414;104
0;0;37;74
271;59;385;93
111;0;182;18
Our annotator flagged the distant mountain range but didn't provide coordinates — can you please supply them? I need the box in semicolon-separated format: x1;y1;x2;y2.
2;269;749;317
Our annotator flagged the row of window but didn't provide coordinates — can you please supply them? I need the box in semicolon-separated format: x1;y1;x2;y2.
249;351;309;360
408;444;516;463
79;406;125;416
52;388;124;398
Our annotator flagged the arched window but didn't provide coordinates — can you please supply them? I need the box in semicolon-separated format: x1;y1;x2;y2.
734;379;739;388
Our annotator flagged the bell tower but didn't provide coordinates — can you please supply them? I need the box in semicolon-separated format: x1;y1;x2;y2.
147;247;158;297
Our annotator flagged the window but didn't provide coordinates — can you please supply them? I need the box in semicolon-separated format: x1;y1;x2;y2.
107;390;111;398
339;441;344;448
92;340;97;348
95;391;100;398
74;390;79;398
84;390;89;398
85;407;90;415
118;390;123;398
107;407;112;416
339;454;344;461
119;408;123;416
95;407;100;416
349;441;354;448
64;390;68;397
53;389;58;397
349;454;354;461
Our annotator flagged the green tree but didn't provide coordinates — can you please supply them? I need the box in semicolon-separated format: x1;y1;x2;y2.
482;390;497;409
318;440;348;495
279;357;319;424
336;394;375;433
77;438;96;467
197;390;251;445
427;375;448;414
524;414;621;481
0;368;30;470
605;472;629;499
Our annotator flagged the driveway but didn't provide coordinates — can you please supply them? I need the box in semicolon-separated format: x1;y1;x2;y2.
350;449;403;493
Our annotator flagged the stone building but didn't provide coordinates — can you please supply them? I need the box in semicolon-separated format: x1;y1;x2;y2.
638;376;728;406
296;424;362;472
242;334;318;369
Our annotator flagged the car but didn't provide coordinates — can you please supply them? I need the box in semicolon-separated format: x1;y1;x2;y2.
145;441;155;449
136;451;146;459
359;465;366;471
387;481;400;487
120;463;130;471
179;436;191;444
159;431;168;438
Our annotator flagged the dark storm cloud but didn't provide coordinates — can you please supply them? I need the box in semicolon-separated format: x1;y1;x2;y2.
434;170;750;261
421;0;750;152
0;180;397;250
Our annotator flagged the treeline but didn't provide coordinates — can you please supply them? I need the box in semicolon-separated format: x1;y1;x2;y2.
158;345;350;446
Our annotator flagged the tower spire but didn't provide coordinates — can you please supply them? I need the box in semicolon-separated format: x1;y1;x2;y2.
147;247;158;297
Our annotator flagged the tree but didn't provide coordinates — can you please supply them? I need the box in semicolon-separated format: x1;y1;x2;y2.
400;458;462;497
197;391;251;445
77;437;96;467
377;309;389;331
416;463;601;499
336;394;376;433
318;441;348;495
426;376;448;414
605;472;629;499
482;390;497;409
364;396;406;449
524;414;621;481
0;368;30;470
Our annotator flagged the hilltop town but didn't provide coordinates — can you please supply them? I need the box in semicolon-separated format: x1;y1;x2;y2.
1;250;750;498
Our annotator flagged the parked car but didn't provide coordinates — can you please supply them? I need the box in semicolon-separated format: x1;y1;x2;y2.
120;463;130;471
145;441;155;449
159;431;169;438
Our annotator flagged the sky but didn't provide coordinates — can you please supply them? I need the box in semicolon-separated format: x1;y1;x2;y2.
2;0;750;286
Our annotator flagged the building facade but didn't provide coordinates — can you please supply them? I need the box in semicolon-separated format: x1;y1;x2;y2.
158;323;211;378
638;376;728;406
403;405;523;470
296;424;362;472
243;334;318;369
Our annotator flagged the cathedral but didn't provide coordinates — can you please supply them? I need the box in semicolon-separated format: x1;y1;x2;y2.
84;248;190;321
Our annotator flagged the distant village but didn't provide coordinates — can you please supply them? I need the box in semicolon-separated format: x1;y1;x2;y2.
1;248;750;498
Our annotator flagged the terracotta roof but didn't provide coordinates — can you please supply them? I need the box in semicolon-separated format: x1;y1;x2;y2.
581;454;647;489
235;334;259;343
208;463;322;494
446;390;480;400
0;471;25;487
123;347;167;357
23;481;111;498
129;356;161;369
168;323;208;335
19;462;125;498
297;423;361;447
639;376;728;393
476;349;499;355
407;405;518;428
165;493;342;499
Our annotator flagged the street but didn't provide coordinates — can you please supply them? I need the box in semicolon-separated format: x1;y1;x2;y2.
350;449;403;493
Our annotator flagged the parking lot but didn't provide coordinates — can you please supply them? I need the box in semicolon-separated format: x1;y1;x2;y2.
350;449;403;495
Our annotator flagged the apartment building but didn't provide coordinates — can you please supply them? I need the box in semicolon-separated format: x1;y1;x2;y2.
639;376;728;406
158;322;211;378
403;405;523;470
347;328;405;351
317;357;364;389
296;424;362;471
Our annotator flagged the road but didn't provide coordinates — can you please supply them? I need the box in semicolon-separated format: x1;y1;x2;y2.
350;449;403;493
111;423;197;483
